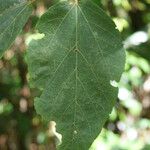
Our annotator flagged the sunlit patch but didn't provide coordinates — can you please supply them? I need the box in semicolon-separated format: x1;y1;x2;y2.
113;18;129;32
25;33;45;45
74;130;77;135
19;98;28;112
118;87;131;101
143;76;150;92
110;80;118;87
124;31;148;48
48;121;62;146
69;1;75;5
69;0;78;5
4;50;14;60
126;128;138;141
117;121;126;131
60;0;68;2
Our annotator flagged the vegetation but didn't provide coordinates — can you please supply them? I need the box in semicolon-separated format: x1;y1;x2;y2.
0;0;150;150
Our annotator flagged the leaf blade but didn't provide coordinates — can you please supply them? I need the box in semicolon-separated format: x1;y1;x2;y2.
0;0;33;57
27;1;125;149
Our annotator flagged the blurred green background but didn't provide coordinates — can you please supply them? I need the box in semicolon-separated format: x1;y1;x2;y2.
0;0;150;149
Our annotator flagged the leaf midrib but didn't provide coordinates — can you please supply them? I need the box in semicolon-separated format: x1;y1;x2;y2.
41;3;108;108
39;2;107;88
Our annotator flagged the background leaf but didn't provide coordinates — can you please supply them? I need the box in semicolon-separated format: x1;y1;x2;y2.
27;0;125;149
130;42;150;62
0;0;33;57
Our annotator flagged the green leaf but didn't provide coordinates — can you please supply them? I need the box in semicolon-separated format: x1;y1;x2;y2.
0;0;33;57
27;0;125;149
130;42;150;62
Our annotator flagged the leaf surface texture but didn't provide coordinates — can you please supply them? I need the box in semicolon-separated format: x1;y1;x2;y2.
0;0;33;57
27;1;125;149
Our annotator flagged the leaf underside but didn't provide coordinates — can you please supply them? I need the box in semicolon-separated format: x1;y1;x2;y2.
27;0;125;149
0;0;33;57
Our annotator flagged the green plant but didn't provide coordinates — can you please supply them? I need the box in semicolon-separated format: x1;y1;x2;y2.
0;0;125;149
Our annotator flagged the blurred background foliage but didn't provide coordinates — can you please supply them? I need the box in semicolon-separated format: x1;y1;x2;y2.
0;0;150;149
